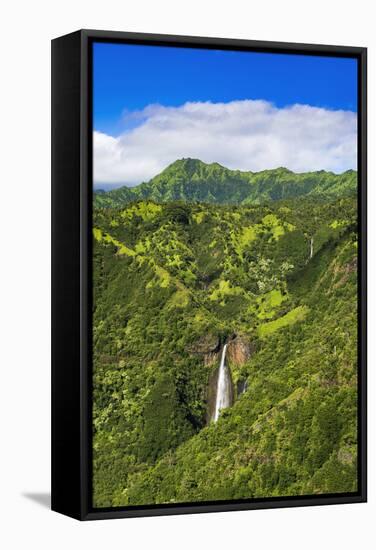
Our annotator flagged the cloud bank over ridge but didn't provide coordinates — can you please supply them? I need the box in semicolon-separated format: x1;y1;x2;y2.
94;100;357;187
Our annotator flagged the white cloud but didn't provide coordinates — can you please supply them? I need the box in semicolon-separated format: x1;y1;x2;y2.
93;100;357;187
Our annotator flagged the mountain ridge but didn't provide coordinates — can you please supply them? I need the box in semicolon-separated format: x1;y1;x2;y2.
94;158;357;208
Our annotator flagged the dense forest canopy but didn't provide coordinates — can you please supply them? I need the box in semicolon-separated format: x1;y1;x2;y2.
92;161;358;507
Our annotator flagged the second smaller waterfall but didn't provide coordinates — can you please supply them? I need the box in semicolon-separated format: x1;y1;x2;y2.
214;344;232;421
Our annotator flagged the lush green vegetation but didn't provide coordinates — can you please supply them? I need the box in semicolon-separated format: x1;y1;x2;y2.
94;158;357;209
92;163;358;507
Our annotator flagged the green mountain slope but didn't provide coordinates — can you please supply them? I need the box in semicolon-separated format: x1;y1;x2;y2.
94;158;357;208
92;196;358;507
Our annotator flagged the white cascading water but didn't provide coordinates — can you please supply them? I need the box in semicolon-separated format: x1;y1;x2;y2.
310;237;314;259
214;344;230;422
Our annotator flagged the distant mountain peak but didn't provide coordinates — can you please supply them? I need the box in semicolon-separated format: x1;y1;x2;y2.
160;159;297;179
163;157;208;172
94;158;357;209
164;158;227;171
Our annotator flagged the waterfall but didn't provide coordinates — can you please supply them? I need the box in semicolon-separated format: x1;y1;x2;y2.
310;237;314;259
214;344;231;422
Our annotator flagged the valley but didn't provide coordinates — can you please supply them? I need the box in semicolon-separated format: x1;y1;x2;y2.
92;160;358;507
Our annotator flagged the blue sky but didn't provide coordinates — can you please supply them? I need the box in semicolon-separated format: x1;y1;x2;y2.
93;42;358;186
93;43;357;135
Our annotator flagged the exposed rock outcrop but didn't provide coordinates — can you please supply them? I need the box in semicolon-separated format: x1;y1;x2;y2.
186;333;219;354
237;378;248;396
186;333;220;366
188;333;253;424
226;335;253;366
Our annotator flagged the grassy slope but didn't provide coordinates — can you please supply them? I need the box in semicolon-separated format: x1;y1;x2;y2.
92;195;358;507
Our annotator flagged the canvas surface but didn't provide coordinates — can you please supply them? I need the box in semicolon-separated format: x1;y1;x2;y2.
91;42;359;508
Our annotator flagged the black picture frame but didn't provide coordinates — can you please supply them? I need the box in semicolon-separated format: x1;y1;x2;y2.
51;29;367;521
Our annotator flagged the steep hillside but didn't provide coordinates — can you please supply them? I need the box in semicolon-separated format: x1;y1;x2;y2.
92;196;358;506
94;158;357;208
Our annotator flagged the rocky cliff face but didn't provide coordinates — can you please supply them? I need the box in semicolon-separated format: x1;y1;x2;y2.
187;333;253;367
187;333;253;423
226;335;253;366
186;333;220;366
